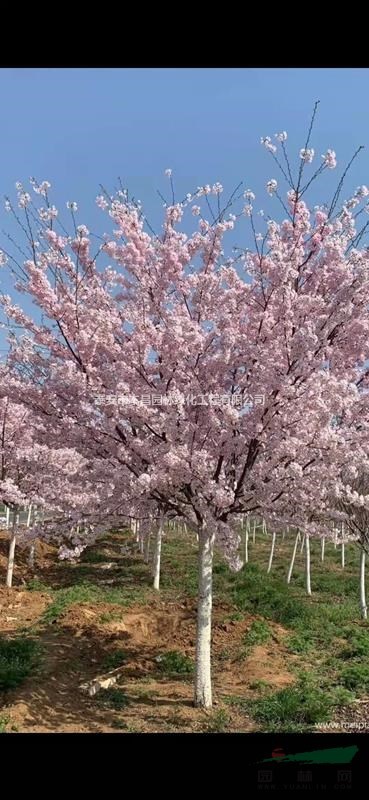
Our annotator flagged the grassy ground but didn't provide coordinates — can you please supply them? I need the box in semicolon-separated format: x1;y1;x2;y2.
0;526;368;732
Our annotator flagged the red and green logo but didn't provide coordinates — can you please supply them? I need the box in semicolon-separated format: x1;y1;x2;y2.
259;745;358;765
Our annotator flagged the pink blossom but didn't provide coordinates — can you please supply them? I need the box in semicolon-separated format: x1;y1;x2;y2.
266;179;278;195
300;148;315;163
322;149;337;169
275;131;288;142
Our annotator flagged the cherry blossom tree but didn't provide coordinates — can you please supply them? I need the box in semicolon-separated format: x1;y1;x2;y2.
2;109;369;705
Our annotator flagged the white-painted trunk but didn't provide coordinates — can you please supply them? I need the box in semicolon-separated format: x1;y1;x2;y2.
300;532;306;554
26;505;34;568
262;519;267;536
153;515;164;591
244;525;249;564
6;510;19;588
305;533;311;595
267;531;276;574
252;520;256;545
135;522;139;547
132;518;139;543
194;527;214;708
287;532;300;584
5;506;10;530
321;537;325;562
144;531;151;564
341;541;345;569
28;544;35;569
360;549;367;620
26;504;33;528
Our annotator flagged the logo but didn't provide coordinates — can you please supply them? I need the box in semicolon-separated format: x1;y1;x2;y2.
258;745;358;765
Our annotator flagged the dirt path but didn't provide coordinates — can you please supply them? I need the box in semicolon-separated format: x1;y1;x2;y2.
0;531;297;733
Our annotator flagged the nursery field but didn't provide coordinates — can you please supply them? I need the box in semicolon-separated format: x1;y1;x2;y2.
0;526;369;734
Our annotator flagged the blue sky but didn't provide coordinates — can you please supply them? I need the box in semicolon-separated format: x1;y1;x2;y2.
1;67;369;352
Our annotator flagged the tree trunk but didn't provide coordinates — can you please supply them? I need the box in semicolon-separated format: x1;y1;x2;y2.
5;505;10;530
321;537;325;562
26;504;34;567
300;532;306;554
153;515;164;590
28;544;35;569
144;530;151;564
194;526;215;708
267;531;276;574
132;518;139;544
139;528;144;555
287;531;300;584
305;533;311;595
26;504;33;527
244;522;249;564
6;509;19;588
360;549;367;620
253;520;256;544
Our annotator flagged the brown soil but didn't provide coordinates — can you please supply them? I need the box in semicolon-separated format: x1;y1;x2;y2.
0;529;296;733
0;588;50;632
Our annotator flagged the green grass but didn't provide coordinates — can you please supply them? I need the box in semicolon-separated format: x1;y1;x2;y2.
80;550;109;564
249;679;272;693
203;709;230;733
227;612;244;623
236;618;273;661
223;694;248;707
26;578;51;593
286;630;316;654
244;674;354;731
339;664;369;693
42;583;104;623
96;688;130;710
111;719;129;730
98;611;124;624
41;578;153;624
221;562;311;626
0;637;42;691
0;716;9;732
208;532;365;730
156;650;194;676
243;619;272;648
101;650;128;670
338;625;369;658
